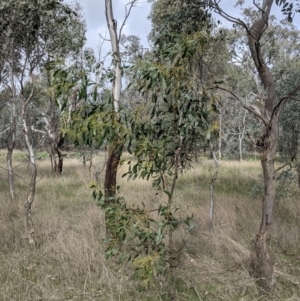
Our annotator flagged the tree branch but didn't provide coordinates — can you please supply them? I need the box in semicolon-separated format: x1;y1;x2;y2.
275;163;292;173
272;82;300;120
213;85;269;124
119;0;139;39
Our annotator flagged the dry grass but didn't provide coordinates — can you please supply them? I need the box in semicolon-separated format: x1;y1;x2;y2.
0;153;299;300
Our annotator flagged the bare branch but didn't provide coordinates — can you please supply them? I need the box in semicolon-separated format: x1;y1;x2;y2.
213;85;269;124
119;1;139;38
272;82;300;119
0;165;28;182
0;127;10;136
275;163;292;173
98;33;110;42
207;0;252;36
31;126;46;135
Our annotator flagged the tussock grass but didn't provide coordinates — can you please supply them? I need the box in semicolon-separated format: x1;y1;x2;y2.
0;153;299;300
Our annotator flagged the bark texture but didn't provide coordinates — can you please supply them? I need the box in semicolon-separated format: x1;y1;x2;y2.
104;141;123;199
246;0;277;292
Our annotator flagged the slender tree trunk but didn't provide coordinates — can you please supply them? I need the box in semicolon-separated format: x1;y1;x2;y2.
22;114;37;246
7;69;17;201
218;112;222;160
245;1;277;291
104;0;123;204
238;111;247;162
194;146;199;163
7;145;15;200
209;144;219;232
54;133;64;174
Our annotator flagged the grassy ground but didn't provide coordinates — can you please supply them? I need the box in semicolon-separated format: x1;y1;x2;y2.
0;152;299;300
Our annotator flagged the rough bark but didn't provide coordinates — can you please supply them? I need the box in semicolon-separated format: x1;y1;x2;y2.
104;140;123;199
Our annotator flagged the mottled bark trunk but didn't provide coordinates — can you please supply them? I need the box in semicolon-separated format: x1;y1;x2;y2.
246;1;276;292
251;119;278;291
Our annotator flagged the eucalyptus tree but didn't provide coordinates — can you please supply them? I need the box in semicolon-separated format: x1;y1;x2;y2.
120;1;217;292
207;0;300;291
103;0;139;212
40;4;86;174
0;0;86;244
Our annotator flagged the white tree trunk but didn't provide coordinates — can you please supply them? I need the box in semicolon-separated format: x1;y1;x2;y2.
105;0;121;111
22;113;37;246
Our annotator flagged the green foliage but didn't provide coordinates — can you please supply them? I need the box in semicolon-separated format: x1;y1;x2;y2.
276;0;300;22
92;187;191;286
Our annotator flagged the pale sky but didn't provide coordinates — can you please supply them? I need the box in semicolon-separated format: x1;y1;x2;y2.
75;0;300;57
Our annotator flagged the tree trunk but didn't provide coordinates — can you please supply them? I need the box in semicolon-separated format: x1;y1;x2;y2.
7;69;17;201
54;133;64;174
104;0;123;202
104;140;123;200
250;117;278;292
22;116;37;246
7;146;15;200
218;112;222;160
194;146;199;163
238;110;247;162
